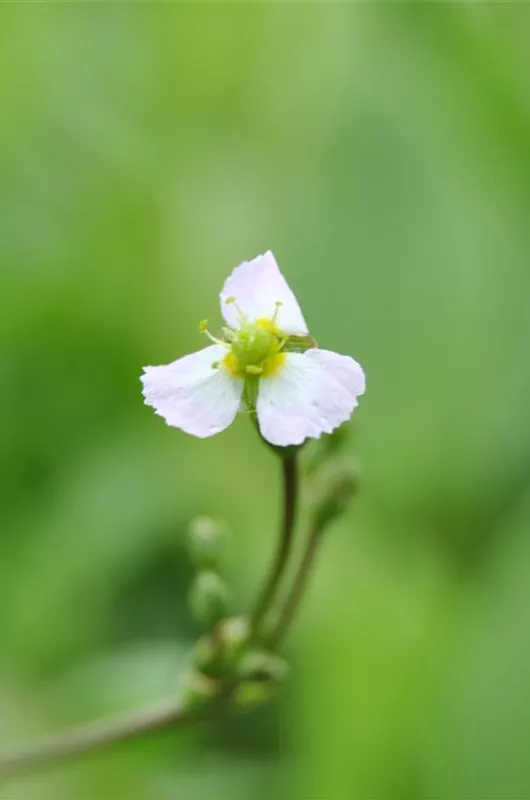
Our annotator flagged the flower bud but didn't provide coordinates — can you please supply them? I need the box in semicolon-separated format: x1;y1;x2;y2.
180;670;219;711
232;680;276;712
187;516;226;570
192;635;220;675
188;570;229;625
309;458;359;528
216;615;250;667
236;650;290;683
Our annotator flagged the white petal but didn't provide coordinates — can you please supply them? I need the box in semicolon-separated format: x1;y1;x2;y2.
305;348;366;396
141;345;243;438
220;251;308;335
257;349;364;447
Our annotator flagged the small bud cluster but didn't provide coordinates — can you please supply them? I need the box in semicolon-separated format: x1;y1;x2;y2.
187;516;229;625
182;517;288;712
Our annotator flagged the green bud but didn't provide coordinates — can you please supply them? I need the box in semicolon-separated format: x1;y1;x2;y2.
180;670;219;711
237;650;290;683
192;635;220;675
216;615;250;667
309;458;359;528
187;516;226;570
232;680;276;712
189;570;229;625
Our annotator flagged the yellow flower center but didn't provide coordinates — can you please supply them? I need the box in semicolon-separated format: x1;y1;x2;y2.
222;318;286;379
261;351;286;377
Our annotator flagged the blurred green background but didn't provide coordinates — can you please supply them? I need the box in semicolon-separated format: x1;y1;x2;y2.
2;3;530;798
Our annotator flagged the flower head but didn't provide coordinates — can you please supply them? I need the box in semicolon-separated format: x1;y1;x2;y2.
141;251;365;447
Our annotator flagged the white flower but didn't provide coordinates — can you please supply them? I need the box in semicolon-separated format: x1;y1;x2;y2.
141;251;365;447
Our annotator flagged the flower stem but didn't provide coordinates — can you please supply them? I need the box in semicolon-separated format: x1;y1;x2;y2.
0;697;195;776
267;519;324;649
250;454;299;637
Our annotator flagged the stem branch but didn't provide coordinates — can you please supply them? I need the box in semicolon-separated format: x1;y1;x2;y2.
0;697;194;776
251;455;298;636
268;519;324;648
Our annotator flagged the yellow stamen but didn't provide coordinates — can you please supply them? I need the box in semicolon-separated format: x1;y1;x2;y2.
222;351;245;378
271;300;282;325
256;318;278;333
224;296;246;322
262;352;286;377
199;319;228;348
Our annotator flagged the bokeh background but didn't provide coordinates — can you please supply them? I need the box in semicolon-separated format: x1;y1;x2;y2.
2;3;530;798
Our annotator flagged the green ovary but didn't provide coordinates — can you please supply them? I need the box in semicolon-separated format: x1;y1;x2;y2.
223;321;285;378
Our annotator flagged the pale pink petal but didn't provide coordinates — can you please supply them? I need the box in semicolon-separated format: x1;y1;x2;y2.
220;251;308;335
141;345;242;438
305;348;365;397
256;349;364;447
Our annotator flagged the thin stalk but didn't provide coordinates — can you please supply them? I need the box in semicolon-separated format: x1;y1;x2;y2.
0;697;195;776
250;455;299;636
268;519;324;649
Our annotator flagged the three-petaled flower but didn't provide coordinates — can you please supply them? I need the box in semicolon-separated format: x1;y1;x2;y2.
141;252;365;447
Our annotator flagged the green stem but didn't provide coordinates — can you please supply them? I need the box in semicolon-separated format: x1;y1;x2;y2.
0;697;196;776
250;454;299;637
268;519;324;649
